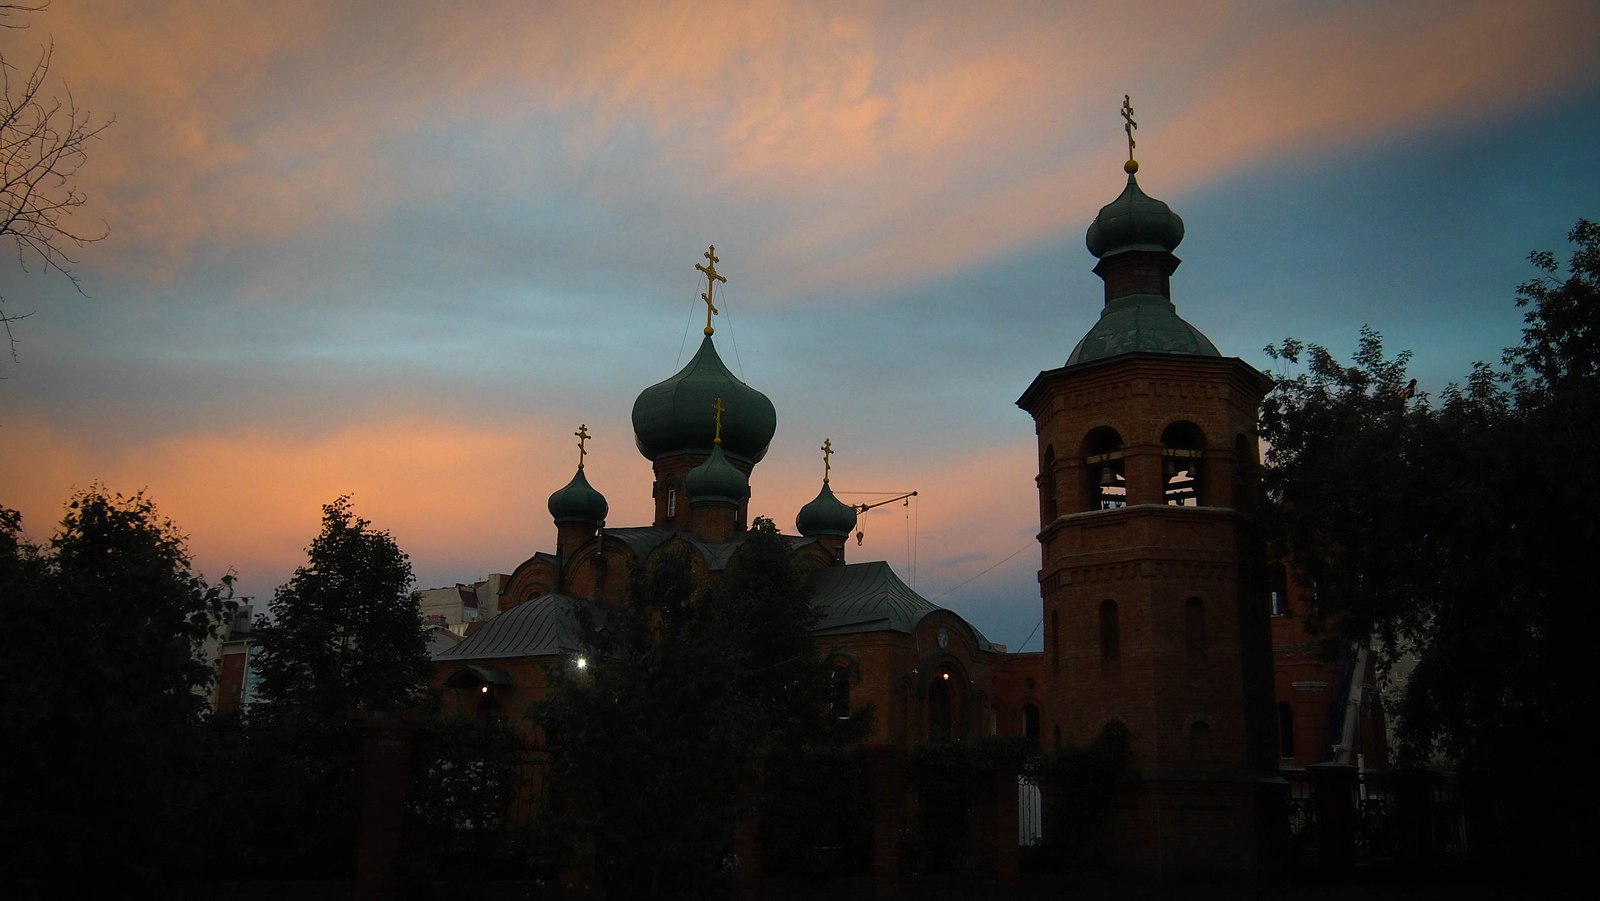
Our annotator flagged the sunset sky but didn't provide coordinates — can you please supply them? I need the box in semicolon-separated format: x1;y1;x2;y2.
3;1;1598;651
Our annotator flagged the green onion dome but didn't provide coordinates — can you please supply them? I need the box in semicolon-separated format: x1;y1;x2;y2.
632;336;777;466
1085;173;1185;258
685;443;749;505
796;481;857;538
547;466;608;525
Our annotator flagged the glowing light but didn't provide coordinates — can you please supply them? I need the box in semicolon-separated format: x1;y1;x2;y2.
576;657;589;670
480;685;490;694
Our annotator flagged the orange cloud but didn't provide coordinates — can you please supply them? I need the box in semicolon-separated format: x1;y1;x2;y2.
22;1;1597;300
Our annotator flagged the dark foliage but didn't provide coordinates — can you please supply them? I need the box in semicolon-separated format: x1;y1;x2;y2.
0;488;232;882
1260;220;1599;860
402;715;548;883
534;517;872;899
252;495;431;720
898;726;1133;875
760;749;873;878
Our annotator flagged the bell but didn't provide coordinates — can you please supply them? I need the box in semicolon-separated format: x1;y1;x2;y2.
1099;465;1116;488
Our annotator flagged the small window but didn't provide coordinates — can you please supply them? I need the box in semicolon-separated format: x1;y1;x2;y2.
666;487;677;519
830;665;852;720
1267;564;1289;616
1023;703;1041;747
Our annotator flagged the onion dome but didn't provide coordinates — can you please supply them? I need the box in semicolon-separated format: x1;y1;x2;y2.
547;467;608;525
685;442;749;505
1085;173;1185;259
796;481;857;538
632;336;777;466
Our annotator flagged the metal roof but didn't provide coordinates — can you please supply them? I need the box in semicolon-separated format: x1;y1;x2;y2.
807;561;998;651
433;593;597;662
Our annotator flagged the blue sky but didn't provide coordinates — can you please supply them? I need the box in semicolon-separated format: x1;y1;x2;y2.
3;1;1598;650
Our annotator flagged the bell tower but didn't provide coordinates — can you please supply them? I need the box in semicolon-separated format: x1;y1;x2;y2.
1016;100;1278;872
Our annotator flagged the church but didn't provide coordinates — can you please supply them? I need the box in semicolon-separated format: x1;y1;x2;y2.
433;116;1282;874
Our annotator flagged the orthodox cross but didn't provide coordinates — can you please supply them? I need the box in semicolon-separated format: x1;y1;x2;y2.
711;395;726;445
695;245;727;336
1121;94;1139;173
821;438;834;484
575;423;590;469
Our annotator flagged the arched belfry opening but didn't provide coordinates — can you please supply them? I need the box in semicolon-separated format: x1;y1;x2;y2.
1040;445;1058;523
1082;427;1126;510
1162;421;1205;506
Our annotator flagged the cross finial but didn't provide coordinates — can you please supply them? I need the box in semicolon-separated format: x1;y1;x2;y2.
695;245;727;336
711;396;725;445
575;423;591;469
821;438;834;484
1120;94;1139;174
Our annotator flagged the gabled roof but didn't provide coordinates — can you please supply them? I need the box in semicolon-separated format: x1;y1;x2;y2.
604;526;814;572
433;594;599;662
808;561;998;652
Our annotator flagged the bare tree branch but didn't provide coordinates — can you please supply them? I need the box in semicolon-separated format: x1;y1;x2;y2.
1;1;112;364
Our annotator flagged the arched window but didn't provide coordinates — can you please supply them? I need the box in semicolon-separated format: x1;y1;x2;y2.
1267;563;1290;616
1082;427;1125;510
1023;703;1041;747
1185;597;1206;673
928;671;952;742
1040;445;1058;523
666;486;678;519
1162;421;1205;506
1099;600;1120;670
830;665;852;720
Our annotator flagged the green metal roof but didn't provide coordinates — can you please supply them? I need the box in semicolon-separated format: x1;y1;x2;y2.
631;335;777;466
796;481;857;538
685;443;749;505
1085;173;1185;258
547;466;609;525
433;594;597;661
1065;294;1220;364
807;561;997;651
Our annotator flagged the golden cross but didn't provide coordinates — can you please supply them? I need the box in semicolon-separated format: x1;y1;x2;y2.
695;245;727;336
821;438;834;484
575;423;590;469
1121;94;1139;173
711;396;725;445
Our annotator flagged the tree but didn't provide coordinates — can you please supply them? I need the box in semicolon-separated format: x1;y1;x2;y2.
535;517;870;899
252;496;431;719
0;487;233;880
1;2;112;361
1259;219;1599;860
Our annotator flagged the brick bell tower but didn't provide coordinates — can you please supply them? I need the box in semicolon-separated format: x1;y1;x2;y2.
1015;100;1279;872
